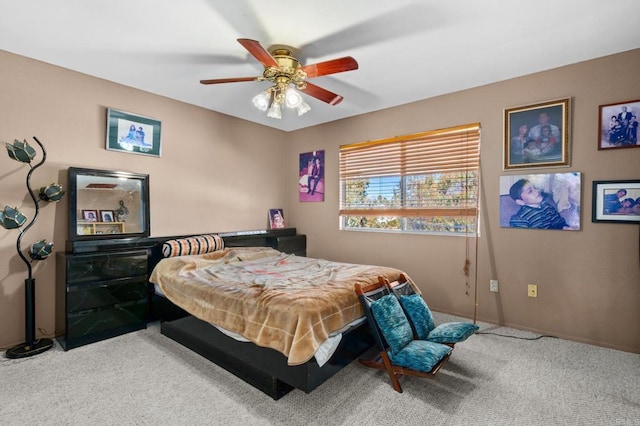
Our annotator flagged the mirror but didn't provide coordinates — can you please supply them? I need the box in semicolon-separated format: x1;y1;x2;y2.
68;167;150;241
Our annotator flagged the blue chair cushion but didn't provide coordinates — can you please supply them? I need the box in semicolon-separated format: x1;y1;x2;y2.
370;294;413;355
398;294;435;339
399;294;479;343
428;322;479;344
390;340;452;373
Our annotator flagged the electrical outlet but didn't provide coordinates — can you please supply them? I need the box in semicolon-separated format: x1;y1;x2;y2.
528;284;537;298
490;280;499;292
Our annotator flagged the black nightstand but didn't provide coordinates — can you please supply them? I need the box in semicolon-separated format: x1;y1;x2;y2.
274;234;306;256
56;249;149;350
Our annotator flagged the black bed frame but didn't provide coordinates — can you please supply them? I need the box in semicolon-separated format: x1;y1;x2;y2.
146;228;374;400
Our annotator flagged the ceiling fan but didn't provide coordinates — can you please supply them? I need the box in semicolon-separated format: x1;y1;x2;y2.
200;39;358;118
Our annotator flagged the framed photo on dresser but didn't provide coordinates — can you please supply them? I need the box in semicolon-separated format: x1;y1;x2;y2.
100;210;115;222
81;210;98;222
268;209;285;229
592;180;640;223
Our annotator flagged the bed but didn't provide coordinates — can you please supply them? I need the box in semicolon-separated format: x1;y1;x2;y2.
147;229;409;399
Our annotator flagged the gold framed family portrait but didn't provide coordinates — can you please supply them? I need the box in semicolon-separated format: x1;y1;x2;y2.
504;98;570;170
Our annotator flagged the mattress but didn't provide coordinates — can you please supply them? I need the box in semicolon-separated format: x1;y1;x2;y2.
149;247;407;365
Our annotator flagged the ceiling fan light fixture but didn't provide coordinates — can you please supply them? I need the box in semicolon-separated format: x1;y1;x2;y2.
296;100;311;116
266;101;282;119
201;39;358;122
284;87;302;108
252;90;271;111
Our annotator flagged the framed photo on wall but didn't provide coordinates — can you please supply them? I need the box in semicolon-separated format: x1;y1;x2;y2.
504;98;570;170
592;180;640;223
106;108;162;157
597;99;640;150
499;172;580;231
299;150;325;202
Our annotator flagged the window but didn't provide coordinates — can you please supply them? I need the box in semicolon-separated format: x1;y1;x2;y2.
339;123;480;235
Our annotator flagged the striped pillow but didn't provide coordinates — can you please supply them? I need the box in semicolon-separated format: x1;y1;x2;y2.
162;234;224;258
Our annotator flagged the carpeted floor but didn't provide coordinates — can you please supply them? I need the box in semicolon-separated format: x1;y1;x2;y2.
2;314;639;425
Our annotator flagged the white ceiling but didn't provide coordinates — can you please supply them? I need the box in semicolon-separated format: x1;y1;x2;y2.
2;0;640;132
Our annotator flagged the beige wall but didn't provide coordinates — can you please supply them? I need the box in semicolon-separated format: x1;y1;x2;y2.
1;48;639;354
288;48;640;353
0;51;287;348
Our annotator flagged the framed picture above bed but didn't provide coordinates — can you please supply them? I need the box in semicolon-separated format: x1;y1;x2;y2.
504;98;570;170
106;108;162;157
299;150;325;202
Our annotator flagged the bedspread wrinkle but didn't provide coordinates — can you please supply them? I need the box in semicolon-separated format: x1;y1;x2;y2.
149;247;407;365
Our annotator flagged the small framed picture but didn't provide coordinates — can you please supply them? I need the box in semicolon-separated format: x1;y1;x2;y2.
597;99;640;150
82;210;98;222
106;108;162;157
592;180;640;223
299;150;325;202
100;210;115;222
504;98;570;170
268;208;285;229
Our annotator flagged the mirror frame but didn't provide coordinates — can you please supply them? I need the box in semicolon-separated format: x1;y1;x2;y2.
68;167;150;241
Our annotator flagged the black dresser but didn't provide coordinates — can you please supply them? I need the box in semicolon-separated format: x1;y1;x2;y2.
56;247;150;350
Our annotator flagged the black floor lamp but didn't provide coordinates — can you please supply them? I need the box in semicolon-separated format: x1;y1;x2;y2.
2;137;64;359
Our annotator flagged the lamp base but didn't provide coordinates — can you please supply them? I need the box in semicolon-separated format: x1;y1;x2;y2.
5;338;54;359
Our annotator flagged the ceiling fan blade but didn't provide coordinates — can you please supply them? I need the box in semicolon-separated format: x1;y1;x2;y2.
200;77;258;85
301;57;358;78
298;4;435;58
237;38;279;68
300;82;344;106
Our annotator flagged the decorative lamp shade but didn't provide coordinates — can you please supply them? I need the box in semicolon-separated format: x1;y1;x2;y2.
267;102;282;119
6;139;36;163
284;88;302;108
296;100;311;116
39;183;65;202
252;91;271;111
29;239;54;260
0;206;28;229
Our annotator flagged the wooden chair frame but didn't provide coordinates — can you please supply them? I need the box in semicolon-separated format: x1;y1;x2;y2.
355;280;449;393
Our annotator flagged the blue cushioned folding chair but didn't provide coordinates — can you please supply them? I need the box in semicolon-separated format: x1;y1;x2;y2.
355;280;452;393
379;274;479;347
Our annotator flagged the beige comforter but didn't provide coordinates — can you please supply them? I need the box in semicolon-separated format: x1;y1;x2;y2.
149;247;407;365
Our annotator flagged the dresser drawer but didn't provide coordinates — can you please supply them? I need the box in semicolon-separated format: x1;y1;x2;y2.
66;250;148;284
66;276;148;313
66;300;147;340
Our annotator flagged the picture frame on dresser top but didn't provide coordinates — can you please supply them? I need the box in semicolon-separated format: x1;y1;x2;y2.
68;167;150;241
82;209;98;221
100;210;115;222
